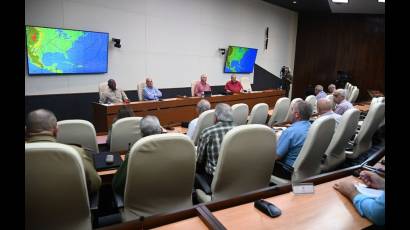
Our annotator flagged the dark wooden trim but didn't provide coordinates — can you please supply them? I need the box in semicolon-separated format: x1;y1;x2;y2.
361;146;385;166
196;205;227;230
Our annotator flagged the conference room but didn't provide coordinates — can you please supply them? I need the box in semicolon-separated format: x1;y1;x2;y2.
25;0;385;229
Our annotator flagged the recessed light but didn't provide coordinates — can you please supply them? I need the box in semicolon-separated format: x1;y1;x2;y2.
332;0;349;3
292;1;297;3
378;0;385;3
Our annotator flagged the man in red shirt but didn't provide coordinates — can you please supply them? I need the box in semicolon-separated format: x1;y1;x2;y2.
225;74;243;93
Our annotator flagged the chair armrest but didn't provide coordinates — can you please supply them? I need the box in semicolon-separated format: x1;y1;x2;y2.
113;191;124;209
195;173;212;194
89;191;99;211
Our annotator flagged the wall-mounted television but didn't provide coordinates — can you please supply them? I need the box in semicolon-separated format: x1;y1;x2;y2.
224;46;258;73
25;25;109;75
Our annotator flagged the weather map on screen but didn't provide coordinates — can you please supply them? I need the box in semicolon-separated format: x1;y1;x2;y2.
26;25;109;75
224;46;258;73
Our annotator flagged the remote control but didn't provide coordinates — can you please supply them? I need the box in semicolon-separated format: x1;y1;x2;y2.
254;199;281;218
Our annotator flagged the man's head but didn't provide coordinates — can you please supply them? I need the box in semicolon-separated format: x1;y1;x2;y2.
145;78;153;88
314;85;323;95
196;99;211;115
26;109;58;136
328;84;336;93
200;74;208;83
140;115;162;137
214;103;233;122
108;79;117;91
291;101;313;123
317;98;333;115
231;74;237;82
333;89;346;104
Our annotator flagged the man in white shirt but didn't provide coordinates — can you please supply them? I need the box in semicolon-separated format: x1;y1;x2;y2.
187;99;211;139
317;98;342;127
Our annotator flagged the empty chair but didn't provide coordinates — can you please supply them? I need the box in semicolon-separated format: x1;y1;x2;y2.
57;119;99;152
271;116;335;185
284;98;303;123
26;142;92;230
267;97;290;127
191;109;215;145
231;103;249;125
346;103;385;159
247;103;269;124
137;81;146;101
321;109;360;172
98;81;109;99
110;117;143;152
191;80;199;97
119;133;196;221
305;95;317;114
349;86;359;103
240;77;252;92
196;125;276;203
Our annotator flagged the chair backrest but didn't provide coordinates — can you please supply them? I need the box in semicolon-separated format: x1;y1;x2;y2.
231;103;249;125
345;82;351;91
267;97;290;126
137;82;146;101
211;125;276;202
192;109;215;145
123;133;195;221
247;103;269;124
57;119;99;152
350;103;385;159
240;77;252;92
349;86;359;103
110;117;143;152
26;142;92;230
284;98;303;122
291;116;335;182
321;109;360;172
191;80;199;97
99;82;109;99
369;97;385;111
305;95;317;114
348;84;354;99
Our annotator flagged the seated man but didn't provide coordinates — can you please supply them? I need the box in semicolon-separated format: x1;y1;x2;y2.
26;109;101;194
143;77;162;101
112;115;163;197
334;170;385;226
273;101;312;179
99;79;129;104
333;88;353;115
317;98;342;127
196;103;236;186
315;84;327;100
194;74;212;97
328;84;336;94
225;74;243;93
187;99;211;139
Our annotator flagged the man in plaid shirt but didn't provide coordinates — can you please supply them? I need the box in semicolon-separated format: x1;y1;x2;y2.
196;103;236;186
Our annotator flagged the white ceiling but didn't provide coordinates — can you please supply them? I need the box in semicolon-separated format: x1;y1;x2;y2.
328;0;385;14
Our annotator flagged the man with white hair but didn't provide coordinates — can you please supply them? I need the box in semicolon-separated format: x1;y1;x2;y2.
225;74;243;93
143;77;162;101
317;98;342;126
194;74;212;97
315;84;327;100
328;84;336;94
333;89;353;115
196;103;236;185
187;99;211;139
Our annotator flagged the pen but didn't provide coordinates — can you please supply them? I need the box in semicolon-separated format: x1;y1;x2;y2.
362;165;385;176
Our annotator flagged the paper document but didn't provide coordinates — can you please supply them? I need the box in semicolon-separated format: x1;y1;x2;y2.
354;183;384;198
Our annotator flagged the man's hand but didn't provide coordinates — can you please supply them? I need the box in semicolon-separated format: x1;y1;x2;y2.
124;99;130;104
334;181;359;200
359;171;385;190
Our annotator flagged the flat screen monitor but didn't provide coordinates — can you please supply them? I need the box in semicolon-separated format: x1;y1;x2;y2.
25;25;109;75
224;46;258;73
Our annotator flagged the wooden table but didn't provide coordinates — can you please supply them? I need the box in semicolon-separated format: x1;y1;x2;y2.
93;90;285;132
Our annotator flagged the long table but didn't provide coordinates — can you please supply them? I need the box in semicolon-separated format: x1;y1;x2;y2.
93;90;285;132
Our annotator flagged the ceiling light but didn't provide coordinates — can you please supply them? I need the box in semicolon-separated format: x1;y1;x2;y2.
332;0;349;3
378;0;385;3
292;1;297;4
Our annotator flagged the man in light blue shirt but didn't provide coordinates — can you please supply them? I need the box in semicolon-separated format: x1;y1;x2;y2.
334;170;385;226
315;85;327;100
143;78;162;101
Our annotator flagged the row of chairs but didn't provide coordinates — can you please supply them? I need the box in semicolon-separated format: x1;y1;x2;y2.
345;82;360;103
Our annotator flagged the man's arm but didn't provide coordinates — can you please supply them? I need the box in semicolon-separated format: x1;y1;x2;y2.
76;147;102;193
194;83;201;96
196;133;207;164
224;83;230;92
121;90;129;101
99;93;106;104
143;88;155;100
353;193;385;226
155;88;162;98
276;130;291;160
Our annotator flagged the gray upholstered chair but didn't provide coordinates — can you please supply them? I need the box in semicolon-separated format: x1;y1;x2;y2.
57;119;99;152
191;109;215;146
196;125;276;203
305;95;317;114
98;81;108;100
284;98;303;123
271;116;335;185
345;103;385;159
137;81;146;101
349;86;359;103
231;103;249;125
240;77;252;92
247;103;269;124
191;80;199;97
267;97;290;127
321;109;360;172
26;142;92;230
119;133;196;221
110;117;143;152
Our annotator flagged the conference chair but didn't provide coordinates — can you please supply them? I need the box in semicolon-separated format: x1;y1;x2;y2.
231;103;249;125
98;82;109;100
247;103;269;124
326;94;336;110
320;109;360;172
267;97;290;127
240;77;252;92
271;116;335;185
57;119;99;153
349;86;359;103
305;95;317;114
284;98;303;123
26;142;92;230
191;80;199;97
345;103;385;159
137;81;146;101
196;125;276;203
191;109;215;146
116;133;196;221
110;117;143;152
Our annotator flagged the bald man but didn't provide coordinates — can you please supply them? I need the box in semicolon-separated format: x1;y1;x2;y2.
317;98;342;127
26;109;101;194
225;74;243;93
143;78;162;100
